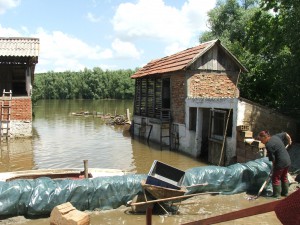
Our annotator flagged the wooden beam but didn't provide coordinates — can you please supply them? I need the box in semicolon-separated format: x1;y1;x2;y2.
129;192;220;206
181;200;280;225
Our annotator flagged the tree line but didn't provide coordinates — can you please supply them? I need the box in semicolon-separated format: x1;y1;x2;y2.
200;0;300;119
32;68;136;102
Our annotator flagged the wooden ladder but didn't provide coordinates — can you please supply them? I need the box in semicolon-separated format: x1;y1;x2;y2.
171;124;179;150
1;89;12;140
160;109;171;150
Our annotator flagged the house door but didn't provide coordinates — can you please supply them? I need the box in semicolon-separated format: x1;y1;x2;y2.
207;109;232;166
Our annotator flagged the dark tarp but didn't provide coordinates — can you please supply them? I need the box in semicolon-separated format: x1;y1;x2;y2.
183;157;272;195
0;174;146;217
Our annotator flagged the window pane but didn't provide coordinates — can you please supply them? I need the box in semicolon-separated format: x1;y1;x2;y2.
213;111;225;136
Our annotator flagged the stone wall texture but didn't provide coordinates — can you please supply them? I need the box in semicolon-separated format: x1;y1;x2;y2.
189;73;237;98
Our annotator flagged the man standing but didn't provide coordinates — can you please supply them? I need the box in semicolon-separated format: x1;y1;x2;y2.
258;130;292;198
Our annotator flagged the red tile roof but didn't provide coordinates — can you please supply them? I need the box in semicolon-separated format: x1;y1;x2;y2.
131;40;215;78
131;39;247;78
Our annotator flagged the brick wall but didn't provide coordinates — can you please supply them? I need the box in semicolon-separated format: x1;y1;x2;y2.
10;97;32;121
189;73;237;98
238;98;298;141
171;73;185;124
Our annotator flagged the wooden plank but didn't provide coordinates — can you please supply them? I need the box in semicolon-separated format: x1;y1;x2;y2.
181;200;280;225
129;192;220;206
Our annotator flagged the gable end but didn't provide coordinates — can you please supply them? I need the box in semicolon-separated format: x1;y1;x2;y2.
189;45;241;72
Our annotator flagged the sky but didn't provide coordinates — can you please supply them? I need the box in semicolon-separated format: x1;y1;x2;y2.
0;0;216;73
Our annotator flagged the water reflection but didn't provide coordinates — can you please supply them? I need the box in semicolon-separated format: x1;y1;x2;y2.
0;139;34;172
0;99;205;174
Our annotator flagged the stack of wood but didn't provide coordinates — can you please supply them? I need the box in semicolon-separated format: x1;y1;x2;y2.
236;125;266;163
50;202;90;225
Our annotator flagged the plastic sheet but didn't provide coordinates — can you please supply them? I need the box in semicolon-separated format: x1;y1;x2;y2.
0;158;273;217
0;174;146;217
183;157;272;195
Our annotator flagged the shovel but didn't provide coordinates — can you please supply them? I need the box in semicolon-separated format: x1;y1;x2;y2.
254;171;272;199
246;171;272;200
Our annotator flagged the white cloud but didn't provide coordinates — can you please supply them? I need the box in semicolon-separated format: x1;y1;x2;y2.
20;26;30;34
113;0;187;42
164;42;184;56
111;38;142;59
86;12;101;23
33;28;114;72
0;23;139;72
112;0;216;55
0;24;20;36
0;0;20;14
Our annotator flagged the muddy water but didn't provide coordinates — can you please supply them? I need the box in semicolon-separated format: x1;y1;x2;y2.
0;99;204;173
0;100;281;224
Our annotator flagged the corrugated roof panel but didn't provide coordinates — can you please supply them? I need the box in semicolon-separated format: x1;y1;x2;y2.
0;37;39;57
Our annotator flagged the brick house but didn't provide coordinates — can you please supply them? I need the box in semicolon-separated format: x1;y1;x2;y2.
131;39;297;166
0;37;39;137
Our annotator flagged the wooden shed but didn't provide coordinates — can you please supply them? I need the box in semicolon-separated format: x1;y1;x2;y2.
0;37;39;138
131;39;297;166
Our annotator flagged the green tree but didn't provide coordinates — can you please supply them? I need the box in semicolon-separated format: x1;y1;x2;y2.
32;68;137;101
200;0;300;119
258;0;300;116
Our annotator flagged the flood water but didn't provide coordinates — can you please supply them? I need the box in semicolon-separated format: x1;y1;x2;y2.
0;99;205;173
0;100;281;225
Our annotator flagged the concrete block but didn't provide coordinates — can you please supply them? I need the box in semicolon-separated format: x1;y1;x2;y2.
237;131;253;141
251;140;265;149
236;125;250;132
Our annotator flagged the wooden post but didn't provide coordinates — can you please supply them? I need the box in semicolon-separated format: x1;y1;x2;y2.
146;207;152;225
126;108;131;121
83;160;88;178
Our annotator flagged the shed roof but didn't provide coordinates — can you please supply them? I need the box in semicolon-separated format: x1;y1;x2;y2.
0;37;39;57
131;39;247;78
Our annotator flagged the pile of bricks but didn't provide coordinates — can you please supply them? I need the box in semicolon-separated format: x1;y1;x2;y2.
236;125;266;163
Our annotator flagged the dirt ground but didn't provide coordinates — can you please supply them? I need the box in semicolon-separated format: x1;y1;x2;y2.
0;144;299;225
